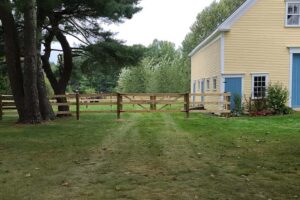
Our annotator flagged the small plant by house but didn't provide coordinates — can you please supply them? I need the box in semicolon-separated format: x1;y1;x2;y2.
232;93;243;116
245;83;293;116
266;83;293;115
246;96;271;116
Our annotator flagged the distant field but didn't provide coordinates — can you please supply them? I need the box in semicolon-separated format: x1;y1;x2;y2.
0;113;299;200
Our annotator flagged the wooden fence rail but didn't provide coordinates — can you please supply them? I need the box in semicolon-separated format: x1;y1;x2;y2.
0;92;231;120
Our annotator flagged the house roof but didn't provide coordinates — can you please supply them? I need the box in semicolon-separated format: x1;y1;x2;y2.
188;0;257;57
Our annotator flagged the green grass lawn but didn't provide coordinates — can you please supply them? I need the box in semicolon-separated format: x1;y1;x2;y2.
0;113;299;200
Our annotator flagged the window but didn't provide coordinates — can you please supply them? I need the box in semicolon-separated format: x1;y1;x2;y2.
286;2;300;26
252;74;268;98
193;81;196;93
206;79;210;90
198;80;201;91
213;78;217;91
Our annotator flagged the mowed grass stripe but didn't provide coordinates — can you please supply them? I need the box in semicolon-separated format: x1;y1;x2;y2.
0;113;299;200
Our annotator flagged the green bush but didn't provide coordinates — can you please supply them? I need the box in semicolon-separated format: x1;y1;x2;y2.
0;75;11;94
266;83;290;114
232;93;243;115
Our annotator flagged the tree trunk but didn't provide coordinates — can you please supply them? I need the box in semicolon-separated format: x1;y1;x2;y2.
37;60;56;121
42;26;73;116
23;0;42;123
55;30;73;115
0;2;26;122
36;14;55;121
41;31;70;117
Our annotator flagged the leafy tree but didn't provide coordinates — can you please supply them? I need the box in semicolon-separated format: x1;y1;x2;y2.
117;66;148;93
117;40;189;93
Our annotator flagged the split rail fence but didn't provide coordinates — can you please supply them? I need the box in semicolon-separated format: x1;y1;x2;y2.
0;93;231;120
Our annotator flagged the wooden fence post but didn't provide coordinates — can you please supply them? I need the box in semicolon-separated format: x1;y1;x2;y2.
76;92;80;120
0;95;3;121
184;93;190;118
150;95;156;111
117;93;121;119
224;93;230;111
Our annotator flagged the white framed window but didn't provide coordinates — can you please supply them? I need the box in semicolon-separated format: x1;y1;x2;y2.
252;74;269;98
198;80;201;91
213;77;217;91
286;2;300;26
206;79;210;90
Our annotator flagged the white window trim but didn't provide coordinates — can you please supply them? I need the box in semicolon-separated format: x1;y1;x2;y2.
285;1;300;27
251;73;269;99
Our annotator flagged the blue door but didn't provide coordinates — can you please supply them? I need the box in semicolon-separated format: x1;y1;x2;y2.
292;54;300;108
224;77;242;110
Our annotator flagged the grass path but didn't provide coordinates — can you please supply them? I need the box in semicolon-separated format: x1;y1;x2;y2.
0;113;300;199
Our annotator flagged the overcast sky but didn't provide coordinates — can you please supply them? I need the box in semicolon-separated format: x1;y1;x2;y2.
108;0;214;47
50;0;214;62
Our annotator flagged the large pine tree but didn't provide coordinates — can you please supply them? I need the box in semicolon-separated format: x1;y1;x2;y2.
0;0;55;123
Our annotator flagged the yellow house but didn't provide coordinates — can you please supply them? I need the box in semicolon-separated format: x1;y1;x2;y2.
190;0;300;109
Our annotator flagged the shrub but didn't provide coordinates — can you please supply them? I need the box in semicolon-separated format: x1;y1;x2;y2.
232;93;243;115
0;75;11;94
245;95;267;112
266;83;289;114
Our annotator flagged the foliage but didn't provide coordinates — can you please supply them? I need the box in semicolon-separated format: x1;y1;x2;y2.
116;40;189;93
67;42;146;94
0;74;10;94
0;58;10;94
266;83;290;114
83;40;146;75
117;66;147;93
232;93;243;115
245;96;268;115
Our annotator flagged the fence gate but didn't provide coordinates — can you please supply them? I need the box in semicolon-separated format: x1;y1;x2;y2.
0;93;230;120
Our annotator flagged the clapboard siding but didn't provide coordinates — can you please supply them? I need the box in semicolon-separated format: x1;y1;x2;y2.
191;37;222;110
191;37;221;92
224;0;300;97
